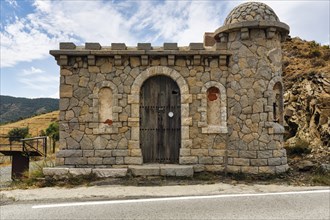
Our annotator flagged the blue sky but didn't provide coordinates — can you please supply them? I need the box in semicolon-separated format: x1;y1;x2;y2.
1;0;329;99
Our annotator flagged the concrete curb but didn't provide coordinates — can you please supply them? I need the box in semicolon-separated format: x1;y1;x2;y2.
1;183;328;203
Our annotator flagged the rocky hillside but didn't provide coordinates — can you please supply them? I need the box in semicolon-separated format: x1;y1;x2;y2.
282;37;330;162
0;95;59;124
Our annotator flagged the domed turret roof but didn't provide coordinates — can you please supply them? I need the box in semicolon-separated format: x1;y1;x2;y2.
224;2;279;25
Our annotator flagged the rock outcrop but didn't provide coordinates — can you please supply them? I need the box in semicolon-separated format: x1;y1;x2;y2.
282;37;330;163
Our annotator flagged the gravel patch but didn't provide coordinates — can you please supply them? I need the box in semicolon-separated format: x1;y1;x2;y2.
0;165;12;188
0;161;44;188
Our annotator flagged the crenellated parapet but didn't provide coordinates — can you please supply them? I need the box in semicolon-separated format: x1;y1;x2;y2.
50;42;231;68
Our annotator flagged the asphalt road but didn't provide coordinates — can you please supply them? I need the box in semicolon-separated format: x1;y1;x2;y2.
1;190;329;220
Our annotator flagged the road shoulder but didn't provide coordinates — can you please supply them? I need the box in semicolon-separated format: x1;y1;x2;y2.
1;183;328;205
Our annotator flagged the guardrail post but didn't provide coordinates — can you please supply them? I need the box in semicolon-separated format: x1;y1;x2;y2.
44;137;47;157
12;153;29;180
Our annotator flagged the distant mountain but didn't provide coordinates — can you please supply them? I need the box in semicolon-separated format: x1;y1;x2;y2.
0;95;59;124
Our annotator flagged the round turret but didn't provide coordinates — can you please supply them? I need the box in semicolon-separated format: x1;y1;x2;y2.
212;1;289;43
224;2;279;25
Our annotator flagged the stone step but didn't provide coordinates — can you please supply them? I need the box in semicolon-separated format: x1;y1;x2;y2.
129;164;194;177
43;164;194;179
43;167;128;178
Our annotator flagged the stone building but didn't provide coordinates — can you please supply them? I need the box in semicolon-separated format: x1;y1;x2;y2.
47;2;290;177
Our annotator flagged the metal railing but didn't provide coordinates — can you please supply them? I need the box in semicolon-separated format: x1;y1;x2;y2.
21;136;47;157
0;136;47;157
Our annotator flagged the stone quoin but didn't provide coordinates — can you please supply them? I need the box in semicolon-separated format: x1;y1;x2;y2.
46;2;290;177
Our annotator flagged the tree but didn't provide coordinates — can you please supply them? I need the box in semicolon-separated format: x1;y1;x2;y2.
7;127;29;144
46;122;59;153
39;130;46;136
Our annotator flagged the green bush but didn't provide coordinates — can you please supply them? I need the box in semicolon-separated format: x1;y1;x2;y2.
322;45;330;49
46;122;59;141
311;58;326;67
11;158;55;188
309;49;322;58
46;122;59;152
311;173;330;186
323;50;330;61
231;171;247;181
310;40;320;48
7;127;29;143
39;130;46;136
285;138;311;156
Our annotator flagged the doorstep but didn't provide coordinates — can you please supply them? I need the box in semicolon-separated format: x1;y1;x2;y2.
129;164;194;177
43;164;194;179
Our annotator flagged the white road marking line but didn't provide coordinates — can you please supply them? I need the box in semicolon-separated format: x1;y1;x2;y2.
32;189;330;209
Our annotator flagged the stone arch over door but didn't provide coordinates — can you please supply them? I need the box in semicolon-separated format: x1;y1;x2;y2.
128;66;192;163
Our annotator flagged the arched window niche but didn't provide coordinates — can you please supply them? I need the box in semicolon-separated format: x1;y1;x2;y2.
99;87;113;126
265;77;285;135
273;82;283;125
92;81;119;134
207;87;221;125
199;81;228;134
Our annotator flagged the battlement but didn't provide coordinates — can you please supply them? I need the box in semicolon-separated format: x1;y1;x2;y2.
50;42;231;56
50;42;231;67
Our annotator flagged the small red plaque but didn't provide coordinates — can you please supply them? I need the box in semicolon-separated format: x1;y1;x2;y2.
104;119;113;125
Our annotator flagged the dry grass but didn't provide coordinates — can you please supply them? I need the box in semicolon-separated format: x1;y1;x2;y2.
282;38;330;78
9;157;56;189
311;173;330;185
0;111;59;137
0;111;59;165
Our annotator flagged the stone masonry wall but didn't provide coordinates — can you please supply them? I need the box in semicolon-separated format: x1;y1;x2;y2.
55;44;231;172
225;29;288;174
51;1;290;175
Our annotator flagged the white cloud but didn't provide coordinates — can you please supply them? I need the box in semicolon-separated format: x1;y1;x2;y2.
0;0;139;67
0;0;235;67
173;2;229;45
18;66;58;92
129;1;191;42
21;66;44;76
1;0;328;99
124;1;234;44
1;0;328;69
19;74;58;91
258;0;329;45
5;0;18;8
29;0;135;44
49;91;59;99
0;16;65;67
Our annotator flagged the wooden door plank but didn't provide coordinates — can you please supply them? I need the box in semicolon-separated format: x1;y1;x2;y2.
140;76;181;163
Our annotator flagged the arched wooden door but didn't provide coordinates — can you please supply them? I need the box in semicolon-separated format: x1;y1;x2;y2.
140;75;181;163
